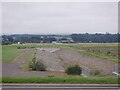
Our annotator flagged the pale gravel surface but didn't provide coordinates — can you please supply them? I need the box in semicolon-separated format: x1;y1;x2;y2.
55;48;118;75
36;48;64;72
2;48;118;77
2;49;65;77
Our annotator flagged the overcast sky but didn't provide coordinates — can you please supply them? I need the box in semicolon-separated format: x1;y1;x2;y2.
2;2;118;34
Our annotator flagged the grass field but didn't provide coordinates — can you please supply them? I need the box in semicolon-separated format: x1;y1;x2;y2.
2;76;119;84
2;43;119;63
66;44;119;62
2;45;24;63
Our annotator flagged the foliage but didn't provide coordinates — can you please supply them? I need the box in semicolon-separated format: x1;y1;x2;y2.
90;70;101;76
65;65;82;75
17;47;26;49
29;58;46;71
71;33;119;43
17;46;35;49
2;33;120;45
94;70;101;76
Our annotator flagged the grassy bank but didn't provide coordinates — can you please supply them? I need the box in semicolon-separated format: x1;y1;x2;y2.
2;77;119;84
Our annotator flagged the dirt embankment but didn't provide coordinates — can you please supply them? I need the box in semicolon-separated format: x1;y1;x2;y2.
2;49;66;77
2;48;118;77
36;48;118;76
36;48;64;72
55;48;118;76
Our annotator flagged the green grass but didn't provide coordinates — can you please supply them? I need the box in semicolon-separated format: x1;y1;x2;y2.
2;76;119;84
67;44;119;62
2;43;119;63
2;45;24;63
79;50;119;62
22;49;36;71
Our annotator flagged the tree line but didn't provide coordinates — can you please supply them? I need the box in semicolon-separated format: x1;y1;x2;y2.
1;33;120;45
71;33;119;43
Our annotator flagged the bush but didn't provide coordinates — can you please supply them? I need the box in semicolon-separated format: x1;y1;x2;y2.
17;47;26;49
90;69;101;76
94;70;101;76
17;47;21;49
30;47;35;48
65;65;82;75
29;58;46;71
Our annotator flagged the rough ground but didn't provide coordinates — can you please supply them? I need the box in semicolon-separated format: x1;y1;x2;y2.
2;49;65;77
2;48;118;77
55;48;118;76
36;48;118;76
36;48;64;72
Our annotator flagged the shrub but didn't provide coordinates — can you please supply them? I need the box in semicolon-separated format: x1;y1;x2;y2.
17;47;21;49
65;65;82;75
29;58;46;71
30;47;35;48
17;47;26;49
94;70;101;76
90;69;101;76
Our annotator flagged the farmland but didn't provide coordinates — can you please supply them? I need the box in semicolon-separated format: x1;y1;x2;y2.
1;43;119;83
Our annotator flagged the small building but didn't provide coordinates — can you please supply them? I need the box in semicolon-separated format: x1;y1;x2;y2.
52;41;57;44
17;42;21;44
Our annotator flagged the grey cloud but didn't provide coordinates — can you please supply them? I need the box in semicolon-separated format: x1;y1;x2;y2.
2;2;118;34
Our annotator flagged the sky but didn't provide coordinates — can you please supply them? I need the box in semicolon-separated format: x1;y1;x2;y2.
2;2;118;34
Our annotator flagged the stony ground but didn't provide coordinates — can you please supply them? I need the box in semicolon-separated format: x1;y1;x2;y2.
2;49;65;77
36;48;64;72
2;48;118;77
55;48;118;76
36;48;118;76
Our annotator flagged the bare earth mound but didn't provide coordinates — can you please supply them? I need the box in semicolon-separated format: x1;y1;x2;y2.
55;48;118;76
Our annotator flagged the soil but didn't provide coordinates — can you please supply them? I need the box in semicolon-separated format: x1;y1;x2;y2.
2;48;118;77
2;49;65;77
36;48;64;72
55;48;118;76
